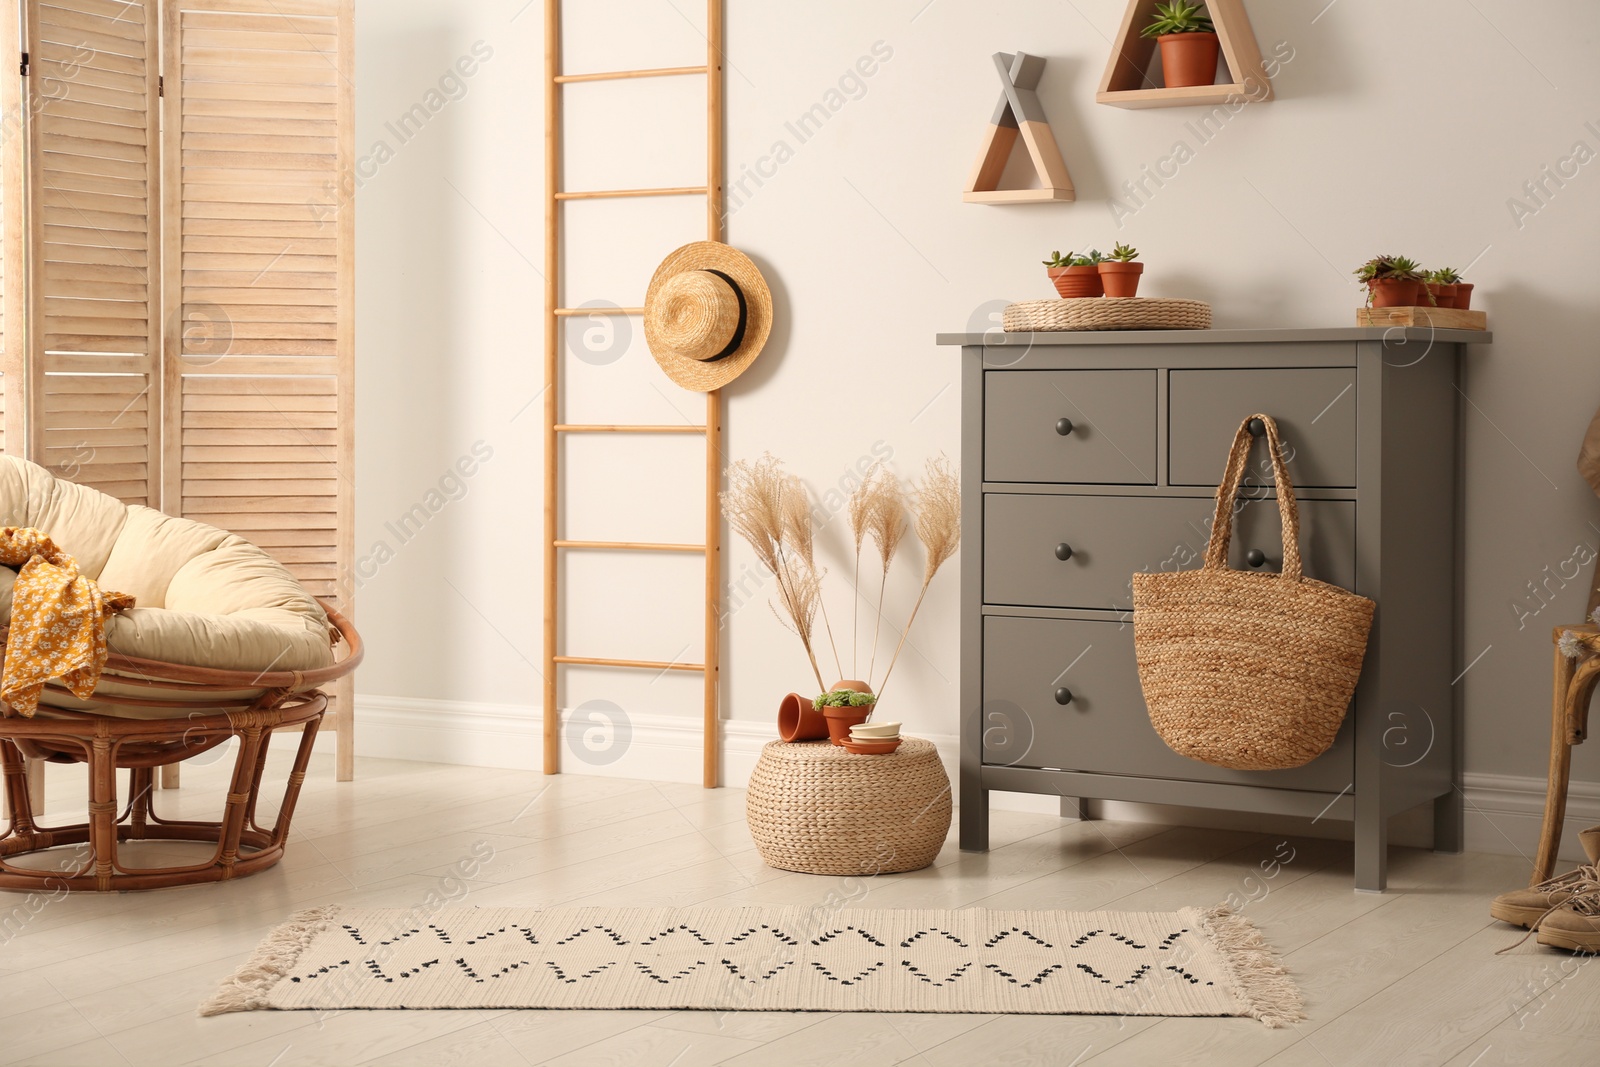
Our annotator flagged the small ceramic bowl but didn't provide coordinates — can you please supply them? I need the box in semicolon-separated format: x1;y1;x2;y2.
849;721;901;739
841;737;902;755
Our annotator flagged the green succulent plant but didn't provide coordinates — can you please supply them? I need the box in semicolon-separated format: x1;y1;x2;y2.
1072;249;1106;266
814;689;878;709
1109;242;1140;263
1043;250;1072;268
1427;267;1462;284
1141;0;1215;37
1352;255;1424;283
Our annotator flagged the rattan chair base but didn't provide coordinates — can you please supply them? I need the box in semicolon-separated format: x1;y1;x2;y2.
0;695;326;892
1004;297;1212;332
0;603;361;893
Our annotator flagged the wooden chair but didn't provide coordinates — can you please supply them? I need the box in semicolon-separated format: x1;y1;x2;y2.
0;604;361;892
1535;623;1600;885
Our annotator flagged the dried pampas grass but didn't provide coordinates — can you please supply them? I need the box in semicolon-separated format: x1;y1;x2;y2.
863;468;908;683
878;455;962;698
783;475;841;681
723;456;826;692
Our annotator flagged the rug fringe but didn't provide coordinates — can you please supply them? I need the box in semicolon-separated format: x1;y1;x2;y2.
199;905;342;1016
1194;904;1306;1028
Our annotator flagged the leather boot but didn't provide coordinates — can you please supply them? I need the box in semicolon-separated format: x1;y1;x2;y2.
1489;825;1600;928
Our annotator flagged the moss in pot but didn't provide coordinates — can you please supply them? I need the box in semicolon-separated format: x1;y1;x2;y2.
816;688;877;746
1098;242;1144;298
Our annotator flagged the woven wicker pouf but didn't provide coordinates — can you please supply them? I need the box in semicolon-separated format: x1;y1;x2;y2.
745;737;952;876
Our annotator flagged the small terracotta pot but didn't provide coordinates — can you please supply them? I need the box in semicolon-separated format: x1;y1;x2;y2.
1429;283;1458;309
778;692;829;743
823;705;873;746
1453;283;1474;310
1098;261;1144;298
1051;264;1104;299
1157;31;1220;88
1416;282;1440;308
1367;278;1421;308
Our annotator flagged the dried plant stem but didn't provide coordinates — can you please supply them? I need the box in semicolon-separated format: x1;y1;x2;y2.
817;597;843;683
851;555;861;677
868;568;889;684
773;551;826;693
876;582;931;700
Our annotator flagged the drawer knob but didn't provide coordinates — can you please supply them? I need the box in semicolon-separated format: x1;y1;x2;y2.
1248;417;1266;439
1055;417;1075;436
1246;549;1267;568
1054;542;1074;561
1054;687;1074;706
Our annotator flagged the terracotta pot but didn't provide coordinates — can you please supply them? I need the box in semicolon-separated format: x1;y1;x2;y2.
1051;264;1104;299
1430;283;1458;309
778;692;829;743
831;679;873;695
1098;261;1144;298
823;705;873;746
1367;278;1421;308
1454;283;1474;310
1157;31;1220;88
1416;282;1440;308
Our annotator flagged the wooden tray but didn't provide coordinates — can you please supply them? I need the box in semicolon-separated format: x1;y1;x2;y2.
1356;307;1487;331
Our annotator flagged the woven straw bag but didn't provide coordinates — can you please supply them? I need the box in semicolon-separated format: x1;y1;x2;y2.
1131;414;1375;770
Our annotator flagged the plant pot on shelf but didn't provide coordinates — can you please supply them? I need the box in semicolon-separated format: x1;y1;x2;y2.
1050;264;1104;299
1098;261;1144;298
778;692;829;743
1454;283;1475;310
1415;283;1440;308
1367;278;1421;308
823;705;873;746
1156;31;1220;88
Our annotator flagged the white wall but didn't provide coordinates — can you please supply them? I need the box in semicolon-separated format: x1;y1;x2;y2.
354;1;1600;850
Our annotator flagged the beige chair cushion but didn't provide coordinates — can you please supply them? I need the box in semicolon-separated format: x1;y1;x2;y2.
0;455;334;718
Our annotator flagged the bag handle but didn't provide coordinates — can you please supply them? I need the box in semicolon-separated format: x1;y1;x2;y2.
1202;414;1303;582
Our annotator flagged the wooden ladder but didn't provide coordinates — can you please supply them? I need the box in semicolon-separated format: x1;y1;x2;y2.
542;0;725;787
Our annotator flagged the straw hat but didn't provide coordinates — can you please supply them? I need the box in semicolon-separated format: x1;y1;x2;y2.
644;242;772;392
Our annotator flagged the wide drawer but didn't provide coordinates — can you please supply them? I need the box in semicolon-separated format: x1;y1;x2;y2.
985;370;1157;484
1169;368;1357;488
981;615;1355;791
984;493;1358;610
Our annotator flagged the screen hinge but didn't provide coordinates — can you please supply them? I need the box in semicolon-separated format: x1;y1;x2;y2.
19;52;27;77
158;75;164;97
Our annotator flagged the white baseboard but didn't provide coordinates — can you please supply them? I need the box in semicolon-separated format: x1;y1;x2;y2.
356;694;1600;863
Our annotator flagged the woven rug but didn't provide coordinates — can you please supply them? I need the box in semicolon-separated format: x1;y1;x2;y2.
202;904;1303;1026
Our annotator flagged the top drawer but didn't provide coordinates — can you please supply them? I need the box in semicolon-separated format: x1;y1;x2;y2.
1169;368;1357;488
986;370;1157;485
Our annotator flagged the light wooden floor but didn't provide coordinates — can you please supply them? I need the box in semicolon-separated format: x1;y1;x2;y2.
1;748;1594;1066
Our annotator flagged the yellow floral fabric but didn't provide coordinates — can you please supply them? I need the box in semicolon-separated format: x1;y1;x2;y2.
1;527;134;718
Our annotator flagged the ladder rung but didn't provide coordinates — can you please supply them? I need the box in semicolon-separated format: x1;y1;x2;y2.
555;540;706;552
553;307;643;317
555;186;707;201
554;424;707;434
554;655;705;672
555;65;708;84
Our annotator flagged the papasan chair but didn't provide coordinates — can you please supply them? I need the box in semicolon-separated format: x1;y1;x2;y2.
0;455;361;891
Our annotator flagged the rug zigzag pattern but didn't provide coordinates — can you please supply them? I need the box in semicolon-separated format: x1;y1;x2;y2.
203;904;1305;1026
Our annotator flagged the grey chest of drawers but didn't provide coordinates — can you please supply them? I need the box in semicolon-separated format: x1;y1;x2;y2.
938;326;1491;891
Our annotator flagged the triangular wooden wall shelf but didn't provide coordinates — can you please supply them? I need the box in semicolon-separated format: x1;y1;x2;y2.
963;52;1074;205
1097;0;1273;109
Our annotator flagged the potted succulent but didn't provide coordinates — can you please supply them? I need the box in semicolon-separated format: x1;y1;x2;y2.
1141;0;1219;89
1427;267;1466;310
1353;255;1424;308
1044;249;1105;298
816;687;878;745
1098;242;1143;298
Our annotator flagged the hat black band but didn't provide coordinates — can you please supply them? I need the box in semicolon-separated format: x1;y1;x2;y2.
703;269;747;362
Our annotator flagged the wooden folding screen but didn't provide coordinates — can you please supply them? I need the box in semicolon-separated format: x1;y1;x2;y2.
3;0;355;779
0;3;21;453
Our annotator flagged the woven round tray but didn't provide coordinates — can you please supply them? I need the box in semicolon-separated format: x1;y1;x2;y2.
1004;297;1212;332
745;737;952;876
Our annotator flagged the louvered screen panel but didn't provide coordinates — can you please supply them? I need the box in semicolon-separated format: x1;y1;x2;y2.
0;1;15;454
26;0;161;501
164;0;355;777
